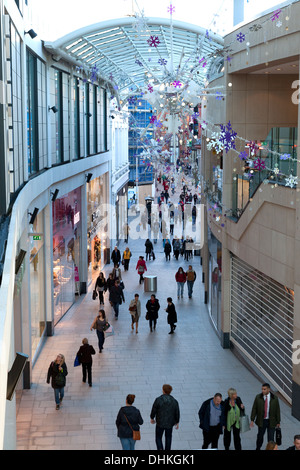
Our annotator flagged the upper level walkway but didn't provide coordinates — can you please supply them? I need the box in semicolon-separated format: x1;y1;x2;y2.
16;172;300;451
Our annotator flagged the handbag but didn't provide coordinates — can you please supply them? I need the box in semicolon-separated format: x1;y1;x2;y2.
123;412;141;441
239;408;250;433
74;355;80;367
105;325;114;337
92;289;97;300
275;427;282;446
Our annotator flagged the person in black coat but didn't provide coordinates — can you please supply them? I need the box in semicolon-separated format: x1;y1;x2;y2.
164;240;172;261
46;354;68;410
146;295;160;332
145;239;154;261
94;272;107;305
165;297;177;334
111;246;121;265
116;394;144;450
223;388;244;450
198;393;226;449
110;280;124;319
286;434;300;450
76;338;96;386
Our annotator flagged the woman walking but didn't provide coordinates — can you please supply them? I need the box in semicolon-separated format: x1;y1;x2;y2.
136;256;147;284
146;294;160;332
223;387;244;450
76;338;96;386
165;297;177;334
129;293;141;333
90;309;109;353
95;271;107;305
122;247;132;271
145;239;154;261
116;394;144;450
46;354;68;410
175;267;186;299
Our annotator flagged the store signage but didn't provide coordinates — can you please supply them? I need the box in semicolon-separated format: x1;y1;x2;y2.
74;212;80;225
33;235;41;240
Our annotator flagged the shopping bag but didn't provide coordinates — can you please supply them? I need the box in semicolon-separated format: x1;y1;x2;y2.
239;410;250;433
105;325;115;337
74;355;80;367
92;290;97;300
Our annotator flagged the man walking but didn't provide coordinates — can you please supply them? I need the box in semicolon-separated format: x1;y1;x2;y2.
198;393;225;449
250;383;281;450
109;280;124;319
150;384;180;450
186;265;196;298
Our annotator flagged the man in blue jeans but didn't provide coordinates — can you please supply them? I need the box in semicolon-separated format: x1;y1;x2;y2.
150;384;180;450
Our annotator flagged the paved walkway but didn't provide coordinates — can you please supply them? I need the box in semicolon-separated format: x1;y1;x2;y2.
16;168;300;450
16;235;300;450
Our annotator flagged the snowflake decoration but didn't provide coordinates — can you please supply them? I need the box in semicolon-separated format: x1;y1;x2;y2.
249;24;262;32
248;141;258;156
236;32;245;42
149;115;157;124
271;9;282;21
172;80;182;88
128;96;137;105
253;158;266;171
147;36;160;48
285;174;298;188
158;58;167;66
132;9;148;35
147;84;154;93
135;59;143;66
215;92;223;100
238;151;248;161
280;153;291;160
167;4;175;15
155;120;163;128
192;111;200;120
276;20;282;28
273;165;280;175
226;55;232;62
219;121;237;153
199;57;207;67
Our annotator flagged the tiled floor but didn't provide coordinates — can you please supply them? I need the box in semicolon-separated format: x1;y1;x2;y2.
16;173;300;450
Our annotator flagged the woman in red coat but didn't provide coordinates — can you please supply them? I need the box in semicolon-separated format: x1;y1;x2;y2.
175;267;186;299
136;256;147;284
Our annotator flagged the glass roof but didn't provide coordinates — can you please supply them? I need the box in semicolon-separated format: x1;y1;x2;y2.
44;16;224;107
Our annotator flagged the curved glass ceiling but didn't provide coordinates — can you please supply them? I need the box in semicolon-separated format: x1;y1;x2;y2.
44;16;224;103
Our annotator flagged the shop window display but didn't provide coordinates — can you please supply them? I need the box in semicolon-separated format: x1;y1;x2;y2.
53;188;82;324
87;174;109;285
29;211;46;359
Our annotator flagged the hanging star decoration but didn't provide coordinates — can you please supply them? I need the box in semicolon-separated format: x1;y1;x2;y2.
219;121;237;153
147;36;160;48
285;174;298;188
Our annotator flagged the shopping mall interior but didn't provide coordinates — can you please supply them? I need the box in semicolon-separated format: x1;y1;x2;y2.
0;0;300;453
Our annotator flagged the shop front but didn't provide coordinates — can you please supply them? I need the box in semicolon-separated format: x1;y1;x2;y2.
208;228;222;334
87;173;109;285
52;187;82;325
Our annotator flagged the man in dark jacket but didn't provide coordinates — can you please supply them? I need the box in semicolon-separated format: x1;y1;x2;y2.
150;384;180;450
250;383;281;450
198;393;225;449
110;280;124;319
286;434;300;450
76;338;95;386
111;246;121;265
